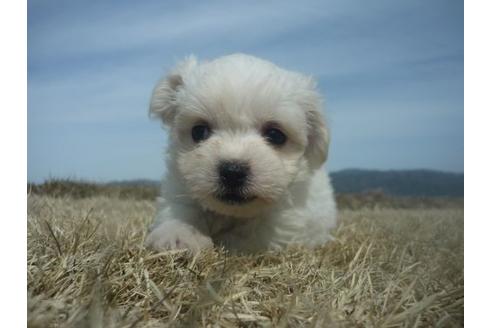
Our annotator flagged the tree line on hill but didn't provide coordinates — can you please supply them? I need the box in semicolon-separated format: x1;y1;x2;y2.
330;169;463;197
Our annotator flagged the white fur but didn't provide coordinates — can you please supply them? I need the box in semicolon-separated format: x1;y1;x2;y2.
145;54;337;253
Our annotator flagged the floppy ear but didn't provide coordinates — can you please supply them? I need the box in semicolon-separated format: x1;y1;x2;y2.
305;108;329;170
300;86;330;170
149;74;184;125
149;56;197;126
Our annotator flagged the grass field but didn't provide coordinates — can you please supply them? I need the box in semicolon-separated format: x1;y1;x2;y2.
27;189;463;327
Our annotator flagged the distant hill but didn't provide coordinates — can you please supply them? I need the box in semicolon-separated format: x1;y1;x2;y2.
29;169;463;199
330;169;463;197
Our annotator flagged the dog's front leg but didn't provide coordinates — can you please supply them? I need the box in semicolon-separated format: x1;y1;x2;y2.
145;206;213;254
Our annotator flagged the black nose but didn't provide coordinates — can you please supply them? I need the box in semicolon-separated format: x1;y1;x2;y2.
218;161;249;189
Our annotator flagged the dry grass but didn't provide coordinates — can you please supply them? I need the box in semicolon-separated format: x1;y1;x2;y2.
27;179;159;201
27;194;463;327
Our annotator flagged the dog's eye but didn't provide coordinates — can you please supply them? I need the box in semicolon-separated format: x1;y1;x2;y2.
263;127;287;146
191;124;211;142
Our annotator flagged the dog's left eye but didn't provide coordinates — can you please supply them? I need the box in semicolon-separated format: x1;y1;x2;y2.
263;127;287;146
191;124;211;142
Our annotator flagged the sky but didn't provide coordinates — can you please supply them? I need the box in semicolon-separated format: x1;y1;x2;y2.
27;0;464;183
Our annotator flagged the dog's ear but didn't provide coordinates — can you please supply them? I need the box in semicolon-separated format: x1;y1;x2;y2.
305;108;329;170
299;83;330;170
149;74;183;125
149;56;197;126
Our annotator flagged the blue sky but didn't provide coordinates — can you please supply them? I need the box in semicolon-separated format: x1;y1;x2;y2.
28;0;463;182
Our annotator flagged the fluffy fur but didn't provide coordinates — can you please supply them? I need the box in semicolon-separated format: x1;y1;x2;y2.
145;54;337;253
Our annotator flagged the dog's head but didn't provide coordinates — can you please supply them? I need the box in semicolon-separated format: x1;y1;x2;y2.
150;54;329;218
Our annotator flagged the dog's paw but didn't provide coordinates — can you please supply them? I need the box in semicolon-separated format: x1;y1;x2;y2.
145;221;213;254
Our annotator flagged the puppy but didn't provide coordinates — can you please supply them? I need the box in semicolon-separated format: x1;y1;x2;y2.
145;54;337;253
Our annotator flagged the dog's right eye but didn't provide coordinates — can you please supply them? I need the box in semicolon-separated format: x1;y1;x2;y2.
191;124;211;142
263;127;287;146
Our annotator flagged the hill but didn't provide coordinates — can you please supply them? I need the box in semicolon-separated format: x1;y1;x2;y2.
28;169;464;201
330;169;463;197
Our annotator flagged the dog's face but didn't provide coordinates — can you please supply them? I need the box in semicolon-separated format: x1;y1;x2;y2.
150;54;329;218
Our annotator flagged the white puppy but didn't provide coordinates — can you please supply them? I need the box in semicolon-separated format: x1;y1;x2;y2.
145;54;337;253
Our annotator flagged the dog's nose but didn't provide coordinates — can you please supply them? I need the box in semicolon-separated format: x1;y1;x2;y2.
218;161;249;189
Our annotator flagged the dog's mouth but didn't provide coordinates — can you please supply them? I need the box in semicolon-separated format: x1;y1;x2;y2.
216;192;256;205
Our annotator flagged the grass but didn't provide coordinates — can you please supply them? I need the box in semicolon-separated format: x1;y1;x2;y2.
28;179;159;201
27;189;463;327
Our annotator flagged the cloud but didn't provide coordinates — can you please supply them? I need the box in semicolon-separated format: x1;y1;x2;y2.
29;1;330;61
